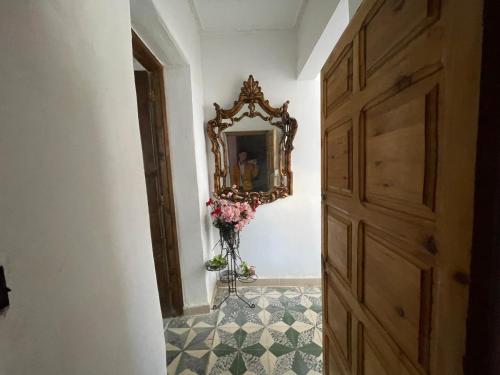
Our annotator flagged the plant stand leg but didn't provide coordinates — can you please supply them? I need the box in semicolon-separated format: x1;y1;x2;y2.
212;248;255;310
213;292;230;310
233;286;256;308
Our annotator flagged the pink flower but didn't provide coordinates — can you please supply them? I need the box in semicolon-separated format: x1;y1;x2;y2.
221;205;235;222
207;195;258;230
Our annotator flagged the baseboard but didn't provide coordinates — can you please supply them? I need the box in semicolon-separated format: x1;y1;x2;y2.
197;278;322;315
215;277;321;288
179;279;321;321
183;304;211;316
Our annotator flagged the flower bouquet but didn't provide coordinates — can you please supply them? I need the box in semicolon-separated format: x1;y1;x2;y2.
206;196;259;245
205;195;259;279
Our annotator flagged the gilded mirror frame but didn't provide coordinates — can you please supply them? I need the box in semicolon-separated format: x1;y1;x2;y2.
207;75;298;204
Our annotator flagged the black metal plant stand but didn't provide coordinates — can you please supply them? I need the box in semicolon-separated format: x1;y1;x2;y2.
211;230;256;310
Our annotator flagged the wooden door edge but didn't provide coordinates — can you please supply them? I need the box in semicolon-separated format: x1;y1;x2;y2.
132;29;184;317
465;1;500;374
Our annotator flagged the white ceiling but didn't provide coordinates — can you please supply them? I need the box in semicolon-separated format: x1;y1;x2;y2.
191;0;306;32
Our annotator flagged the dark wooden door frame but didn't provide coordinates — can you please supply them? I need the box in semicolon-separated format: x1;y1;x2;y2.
465;1;500;374
132;30;184;317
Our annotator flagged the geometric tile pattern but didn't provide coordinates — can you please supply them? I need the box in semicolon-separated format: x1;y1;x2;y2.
164;286;323;374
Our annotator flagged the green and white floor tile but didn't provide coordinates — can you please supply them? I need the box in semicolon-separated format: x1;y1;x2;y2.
164;286;323;374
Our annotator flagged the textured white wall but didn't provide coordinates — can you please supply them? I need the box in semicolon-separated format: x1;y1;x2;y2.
297;0;363;80
131;0;215;308
151;0;216;307
0;1;166;374
297;0;349;80
297;0;341;78
201;31;322;279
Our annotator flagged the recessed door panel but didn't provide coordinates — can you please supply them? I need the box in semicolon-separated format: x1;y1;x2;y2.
322;0;483;374
361;84;438;219
326;209;352;284
326;120;353;195
359;324;414;375
324;44;353;115
325;278;352;366
362;226;433;367
361;0;441;81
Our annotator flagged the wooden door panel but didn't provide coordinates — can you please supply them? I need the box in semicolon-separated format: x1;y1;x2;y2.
359;324;414;375
364;95;428;208
322;0;483;374
326;120;353;195
361;224;433;368
326;209;352;285
135;71;169;257
360;79;439;219
325;334;349;375
326;277;353;367
324;44;353;115
361;332;389;375
361;0;441;84
134;67;183;317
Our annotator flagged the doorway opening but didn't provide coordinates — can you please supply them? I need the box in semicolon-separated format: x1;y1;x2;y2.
132;30;183;318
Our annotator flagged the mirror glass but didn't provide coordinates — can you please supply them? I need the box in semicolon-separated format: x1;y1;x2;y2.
219;108;285;193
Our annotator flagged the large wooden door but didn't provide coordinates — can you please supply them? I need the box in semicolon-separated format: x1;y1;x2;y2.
134;67;183;318
321;1;483;374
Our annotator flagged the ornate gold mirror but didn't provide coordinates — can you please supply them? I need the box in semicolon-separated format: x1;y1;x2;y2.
207;75;297;204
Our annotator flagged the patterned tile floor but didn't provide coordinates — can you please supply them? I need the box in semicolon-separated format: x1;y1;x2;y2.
164;286;323;375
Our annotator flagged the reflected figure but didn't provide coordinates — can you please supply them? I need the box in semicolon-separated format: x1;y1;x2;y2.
231;151;259;191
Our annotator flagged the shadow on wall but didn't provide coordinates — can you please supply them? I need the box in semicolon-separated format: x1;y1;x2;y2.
0;2;165;374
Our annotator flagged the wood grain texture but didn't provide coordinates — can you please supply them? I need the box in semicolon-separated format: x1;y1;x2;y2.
326;120;353;196
325;209;353;285
321;0;484;374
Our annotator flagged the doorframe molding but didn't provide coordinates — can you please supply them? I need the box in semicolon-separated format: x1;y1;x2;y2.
132;30;184;316
132;30;163;71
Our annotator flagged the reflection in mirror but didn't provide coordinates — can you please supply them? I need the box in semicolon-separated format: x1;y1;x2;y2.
207;75;297;204
221;115;284;193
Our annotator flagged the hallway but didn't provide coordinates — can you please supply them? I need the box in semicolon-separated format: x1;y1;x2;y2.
0;1;493;374
165;286;323;374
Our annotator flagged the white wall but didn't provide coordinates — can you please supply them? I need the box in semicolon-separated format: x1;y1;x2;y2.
152;0;216;308
297;0;349;80
297;0;364;80
130;0;214;308
201;31;322;279
0;1;166;374
297;0;341;78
